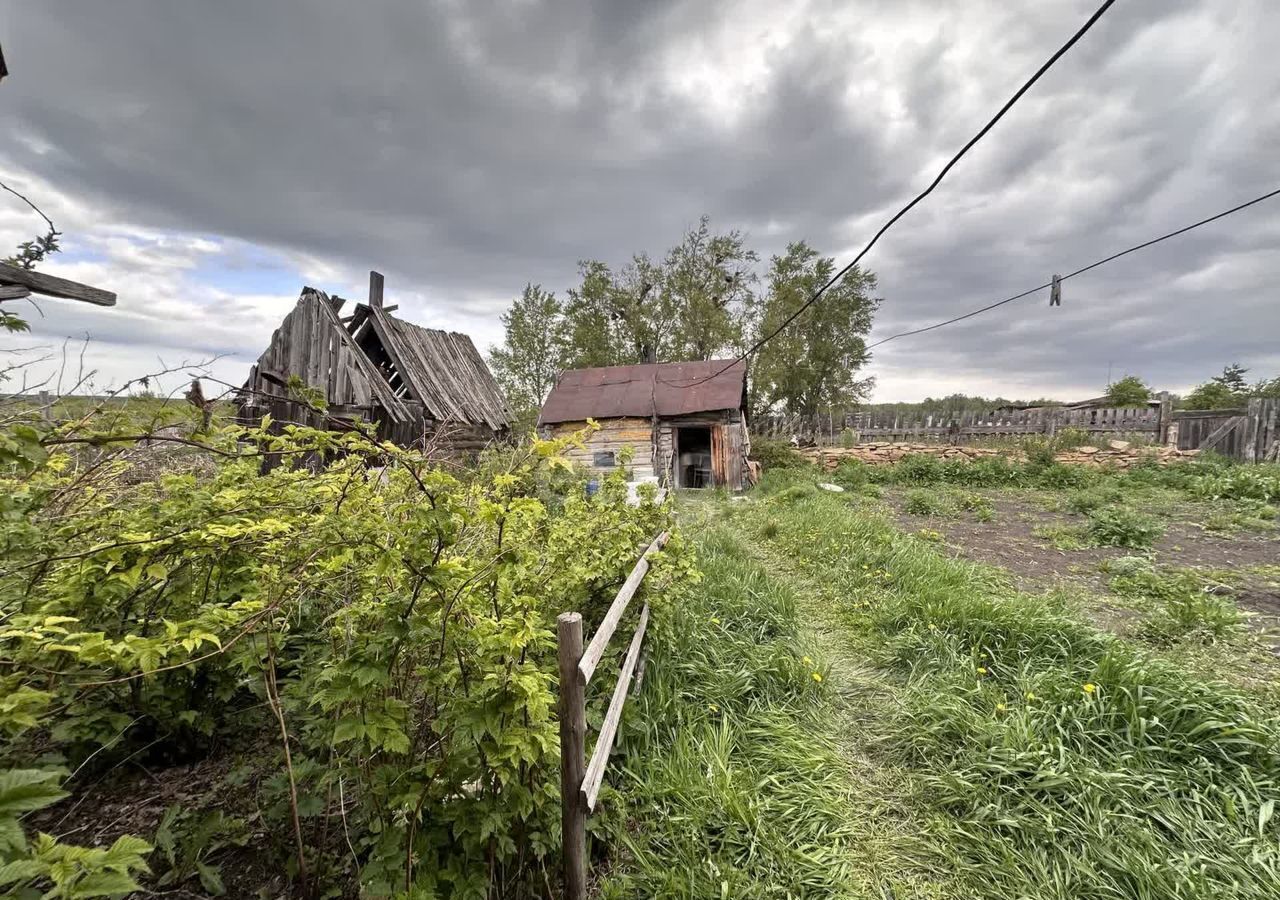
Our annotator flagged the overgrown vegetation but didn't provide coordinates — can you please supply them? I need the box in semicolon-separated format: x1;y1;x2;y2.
739;475;1280;899
0;404;690;897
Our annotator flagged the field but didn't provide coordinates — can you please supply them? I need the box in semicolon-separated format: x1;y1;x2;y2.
5;400;1280;898
604;453;1280;898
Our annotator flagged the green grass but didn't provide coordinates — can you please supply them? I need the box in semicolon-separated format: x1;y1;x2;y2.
603;507;952;898
727;473;1280;899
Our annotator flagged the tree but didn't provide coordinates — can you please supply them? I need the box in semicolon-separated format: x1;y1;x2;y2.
560;260;628;370
660;216;757;361
1252;376;1280;400
1103;375;1152;407
1211;363;1249;393
488;283;567;432
1182;380;1241;410
748;242;879;417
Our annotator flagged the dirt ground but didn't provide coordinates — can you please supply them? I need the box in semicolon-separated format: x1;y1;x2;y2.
882;488;1280;642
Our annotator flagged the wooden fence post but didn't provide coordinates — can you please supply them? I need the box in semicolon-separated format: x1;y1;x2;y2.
1157;391;1173;445
557;613;587;900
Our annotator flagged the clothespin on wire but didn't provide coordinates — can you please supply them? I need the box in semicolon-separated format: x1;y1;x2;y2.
1049;273;1062;307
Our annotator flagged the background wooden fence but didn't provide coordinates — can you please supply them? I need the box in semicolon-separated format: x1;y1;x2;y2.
754;396;1279;462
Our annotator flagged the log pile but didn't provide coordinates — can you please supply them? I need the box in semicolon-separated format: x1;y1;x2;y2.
801;440;1200;471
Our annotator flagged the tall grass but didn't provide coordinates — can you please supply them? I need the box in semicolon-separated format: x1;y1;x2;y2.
599;522;858;897
746;475;1280;899
602;514;953;898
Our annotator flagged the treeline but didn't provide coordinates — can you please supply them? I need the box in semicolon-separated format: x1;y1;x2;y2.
488;215;880;430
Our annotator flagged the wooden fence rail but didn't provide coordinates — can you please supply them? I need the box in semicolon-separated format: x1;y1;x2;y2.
557;530;669;900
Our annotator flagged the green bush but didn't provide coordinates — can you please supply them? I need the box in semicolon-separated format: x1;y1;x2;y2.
0;418;689;896
895;454;946;484
749;437;812;471
1086;506;1165;549
831;458;869;489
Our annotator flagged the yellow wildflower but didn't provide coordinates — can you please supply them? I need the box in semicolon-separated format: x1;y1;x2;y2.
995;703;1006;712
812;672;823;683
710;617;721;625
709;703;719;713
1025;692;1036;701
977;666;988;676
802;655;813;666
1082;683;1097;695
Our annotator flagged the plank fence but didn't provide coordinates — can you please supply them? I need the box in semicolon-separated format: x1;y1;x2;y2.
556;530;669;900
755;395;1280;463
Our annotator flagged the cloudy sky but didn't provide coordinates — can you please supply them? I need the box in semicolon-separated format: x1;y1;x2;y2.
1;0;1277;402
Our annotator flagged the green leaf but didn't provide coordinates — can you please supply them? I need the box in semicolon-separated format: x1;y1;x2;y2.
196;861;226;896
0;770;67;816
68;870;142;898
0;859;43;887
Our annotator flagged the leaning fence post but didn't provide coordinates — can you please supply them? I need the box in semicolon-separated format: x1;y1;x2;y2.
557;612;587;900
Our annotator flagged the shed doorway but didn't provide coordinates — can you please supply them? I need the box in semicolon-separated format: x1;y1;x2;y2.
674;425;714;488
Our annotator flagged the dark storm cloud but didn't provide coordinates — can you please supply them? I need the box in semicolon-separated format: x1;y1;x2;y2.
2;0;1278;398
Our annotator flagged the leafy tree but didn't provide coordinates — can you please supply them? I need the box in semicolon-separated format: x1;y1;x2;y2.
748;242;879;417
1103;375;1152;407
1252;376;1280;400
1182;380;1240;410
1211;363;1249;393
561;260;623;369
660;216;757;361
488;283;567;432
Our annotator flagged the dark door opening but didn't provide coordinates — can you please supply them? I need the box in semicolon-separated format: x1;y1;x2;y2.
675;426;713;488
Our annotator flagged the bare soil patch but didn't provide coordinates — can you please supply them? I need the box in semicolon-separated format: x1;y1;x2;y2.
882;488;1280;636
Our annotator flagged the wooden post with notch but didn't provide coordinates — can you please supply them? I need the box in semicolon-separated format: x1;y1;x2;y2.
557;612;587;900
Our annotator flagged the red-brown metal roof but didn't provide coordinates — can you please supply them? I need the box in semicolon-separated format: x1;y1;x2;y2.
538;359;747;425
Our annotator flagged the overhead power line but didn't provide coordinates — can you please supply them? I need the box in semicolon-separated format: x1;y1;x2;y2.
867;186;1280;350
667;0;1117;388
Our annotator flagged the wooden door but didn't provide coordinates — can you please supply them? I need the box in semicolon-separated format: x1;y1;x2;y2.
710;425;726;486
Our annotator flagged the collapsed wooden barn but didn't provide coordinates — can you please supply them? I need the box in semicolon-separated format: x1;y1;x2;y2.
237;272;510;450
537;359;753;490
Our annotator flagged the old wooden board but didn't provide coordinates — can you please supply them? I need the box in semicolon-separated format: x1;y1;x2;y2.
0;261;116;306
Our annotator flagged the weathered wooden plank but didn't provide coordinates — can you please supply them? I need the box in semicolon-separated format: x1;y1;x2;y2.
579;531;669;685
0;261;116;306
0;284;32;300
582;602;649;812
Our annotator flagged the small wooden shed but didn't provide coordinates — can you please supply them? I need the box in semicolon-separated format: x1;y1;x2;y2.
537;359;752;490
238;273;510;450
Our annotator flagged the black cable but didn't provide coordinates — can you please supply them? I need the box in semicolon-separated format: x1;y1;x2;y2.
665;0;1117;388
867;186;1280;349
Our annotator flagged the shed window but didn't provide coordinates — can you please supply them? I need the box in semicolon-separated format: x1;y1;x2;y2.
593;450;616;468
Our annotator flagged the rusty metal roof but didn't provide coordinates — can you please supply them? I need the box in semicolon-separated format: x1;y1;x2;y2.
538;359;747;425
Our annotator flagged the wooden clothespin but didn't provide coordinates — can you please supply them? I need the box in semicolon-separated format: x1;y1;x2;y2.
1049;274;1062;307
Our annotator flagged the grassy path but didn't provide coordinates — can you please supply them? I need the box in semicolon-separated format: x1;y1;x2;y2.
607;480;1280;898
600;497;955;899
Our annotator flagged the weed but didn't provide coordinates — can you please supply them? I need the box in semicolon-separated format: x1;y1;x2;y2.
904;489;954;516
1086;506;1164;548
1110;566;1243;645
1065;485;1124;514
1032;523;1090;551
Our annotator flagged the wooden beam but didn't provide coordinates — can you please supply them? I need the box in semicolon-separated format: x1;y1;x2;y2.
0;261;116;306
582;603;649;812
578;531;669;684
368;270;384;309
0;284;32;301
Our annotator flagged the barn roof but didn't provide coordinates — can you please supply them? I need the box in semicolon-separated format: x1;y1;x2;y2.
350;304;510;431
538;359;747;425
